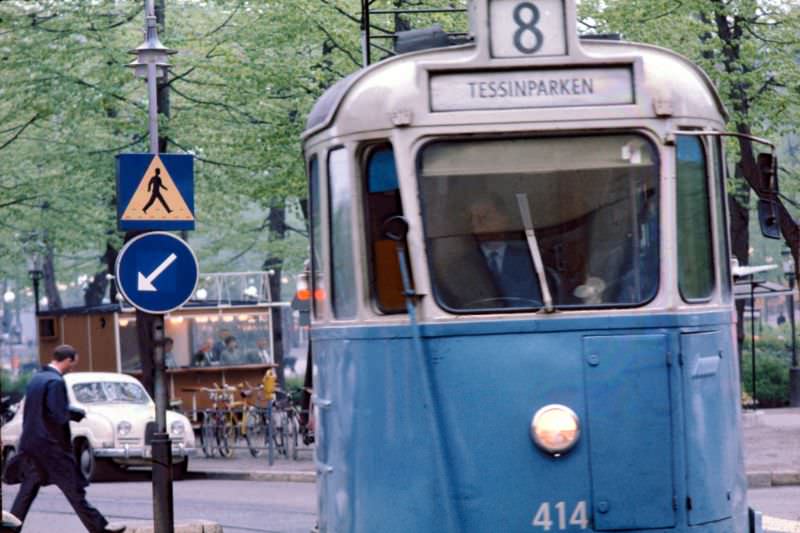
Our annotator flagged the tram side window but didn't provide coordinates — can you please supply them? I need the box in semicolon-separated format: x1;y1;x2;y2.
328;148;358;319
713;137;732;300
677;135;715;301
364;146;409;313
309;156;325;319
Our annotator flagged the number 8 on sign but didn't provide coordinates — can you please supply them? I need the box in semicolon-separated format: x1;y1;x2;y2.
513;2;544;54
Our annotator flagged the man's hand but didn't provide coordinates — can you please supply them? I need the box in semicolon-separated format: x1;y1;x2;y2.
68;406;86;422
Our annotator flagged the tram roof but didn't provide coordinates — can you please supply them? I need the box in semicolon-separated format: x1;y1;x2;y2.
303;38;727;141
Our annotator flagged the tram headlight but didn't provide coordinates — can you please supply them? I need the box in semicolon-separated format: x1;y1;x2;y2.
531;404;580;456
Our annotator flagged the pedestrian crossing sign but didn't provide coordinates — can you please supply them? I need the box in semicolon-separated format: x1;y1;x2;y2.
116;153;194;230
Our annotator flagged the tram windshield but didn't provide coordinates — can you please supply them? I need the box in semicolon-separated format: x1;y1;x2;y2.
419;134;659;312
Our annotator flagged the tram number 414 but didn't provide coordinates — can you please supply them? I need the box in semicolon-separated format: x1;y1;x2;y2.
532;501;589;530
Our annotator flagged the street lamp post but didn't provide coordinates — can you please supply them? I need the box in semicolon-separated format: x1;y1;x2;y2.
29;271;43;314
127;3;176;532
782;248;800;407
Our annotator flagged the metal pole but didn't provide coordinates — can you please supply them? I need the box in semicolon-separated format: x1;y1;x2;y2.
750;280;756;409
141;2;173;531
151;315;174;533
789;276;800;407
790;277;798;367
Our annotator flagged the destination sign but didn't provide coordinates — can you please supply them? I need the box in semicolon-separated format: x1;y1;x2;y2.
429;67;634;112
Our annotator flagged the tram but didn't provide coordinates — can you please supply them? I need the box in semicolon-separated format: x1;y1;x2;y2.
301;1;779;531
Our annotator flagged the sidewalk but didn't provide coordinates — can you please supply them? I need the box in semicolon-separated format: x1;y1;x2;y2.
186;408;800;487
742;407;800;488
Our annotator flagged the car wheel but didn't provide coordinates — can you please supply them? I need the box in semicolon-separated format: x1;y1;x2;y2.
75;439;95;482
172;458;189;481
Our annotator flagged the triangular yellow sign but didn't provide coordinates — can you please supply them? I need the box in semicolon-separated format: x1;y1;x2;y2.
121;155;194;222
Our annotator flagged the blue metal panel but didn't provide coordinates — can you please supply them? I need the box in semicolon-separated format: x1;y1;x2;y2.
311;314;748;533
583;334;676;530
681;331;735;525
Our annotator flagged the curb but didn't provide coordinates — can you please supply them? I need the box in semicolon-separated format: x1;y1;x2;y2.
187;470;800;487
114;520;222;533
747;471;800;488
188;469;316;483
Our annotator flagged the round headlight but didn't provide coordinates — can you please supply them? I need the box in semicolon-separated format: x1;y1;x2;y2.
170;420;185;436
117;421;132;437
531;404;580;455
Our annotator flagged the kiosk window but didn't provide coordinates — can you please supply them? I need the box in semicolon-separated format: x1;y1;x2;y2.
365;146;409;313
713;138;732;300
677;135;715;301
329;148;358;319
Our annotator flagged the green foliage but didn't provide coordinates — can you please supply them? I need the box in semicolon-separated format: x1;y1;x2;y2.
0;369;33;401
579;0;800;207
740;350;791;407
742;326;794;406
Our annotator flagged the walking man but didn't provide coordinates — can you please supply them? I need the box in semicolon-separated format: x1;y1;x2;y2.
142;167;172;213
8;345;125;533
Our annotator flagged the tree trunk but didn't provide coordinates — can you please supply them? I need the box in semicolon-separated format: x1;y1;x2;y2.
265;203;287;387
83;242;118;307
42;239;62;310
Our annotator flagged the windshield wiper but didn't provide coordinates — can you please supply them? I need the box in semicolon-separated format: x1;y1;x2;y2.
515;193;554;313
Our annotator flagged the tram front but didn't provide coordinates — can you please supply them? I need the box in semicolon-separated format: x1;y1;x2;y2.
302;1;757;532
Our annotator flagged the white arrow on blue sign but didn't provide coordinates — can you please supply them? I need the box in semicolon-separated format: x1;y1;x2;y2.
115;232;199;314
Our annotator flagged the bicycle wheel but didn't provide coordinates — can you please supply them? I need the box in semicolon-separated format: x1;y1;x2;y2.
245;408;264;457
216;415;235;458
286;411;299;460
201;412;215;458
269;409;284;457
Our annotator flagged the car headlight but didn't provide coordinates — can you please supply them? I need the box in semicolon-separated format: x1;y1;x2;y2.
117;421;132;437
531;404;580;456
170;421;185;436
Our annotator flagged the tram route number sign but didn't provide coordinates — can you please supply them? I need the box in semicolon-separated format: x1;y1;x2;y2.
489;0;568;58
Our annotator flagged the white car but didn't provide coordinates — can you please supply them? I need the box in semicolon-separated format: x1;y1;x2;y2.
1;372;195;481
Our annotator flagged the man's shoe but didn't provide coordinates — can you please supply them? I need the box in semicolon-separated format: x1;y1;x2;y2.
103;525;125;533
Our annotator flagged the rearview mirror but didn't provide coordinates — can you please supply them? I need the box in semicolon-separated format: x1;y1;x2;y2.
757;152;778;193
757;199;781;240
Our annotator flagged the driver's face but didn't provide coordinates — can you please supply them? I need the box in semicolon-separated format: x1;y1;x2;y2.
469;201;509;235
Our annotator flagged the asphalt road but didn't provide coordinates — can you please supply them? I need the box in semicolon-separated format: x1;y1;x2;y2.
2;480;797;532
1;479;316;533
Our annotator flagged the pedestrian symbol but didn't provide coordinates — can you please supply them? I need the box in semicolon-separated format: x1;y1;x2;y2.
143;168;172;214
121;155;192;224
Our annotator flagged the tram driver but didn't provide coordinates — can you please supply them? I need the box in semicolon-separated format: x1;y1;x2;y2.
435;194;543;309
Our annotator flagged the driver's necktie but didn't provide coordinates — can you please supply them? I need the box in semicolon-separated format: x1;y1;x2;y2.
489;251;501;277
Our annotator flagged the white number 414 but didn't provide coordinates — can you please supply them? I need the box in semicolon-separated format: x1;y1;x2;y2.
532;501;589;530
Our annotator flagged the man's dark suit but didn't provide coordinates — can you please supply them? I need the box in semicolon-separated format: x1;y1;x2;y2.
432;236;542;309
10;366;109;532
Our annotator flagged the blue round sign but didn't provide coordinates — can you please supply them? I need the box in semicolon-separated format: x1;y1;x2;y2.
115;232;199;314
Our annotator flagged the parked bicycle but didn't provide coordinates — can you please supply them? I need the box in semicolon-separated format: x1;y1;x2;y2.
199;384;240;458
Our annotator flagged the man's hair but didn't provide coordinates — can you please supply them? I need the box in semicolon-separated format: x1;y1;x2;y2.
53;344;78;362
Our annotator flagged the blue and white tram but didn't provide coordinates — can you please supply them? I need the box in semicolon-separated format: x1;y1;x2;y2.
301;1;768;531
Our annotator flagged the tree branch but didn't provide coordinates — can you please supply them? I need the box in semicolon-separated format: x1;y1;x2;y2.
0;113;39;151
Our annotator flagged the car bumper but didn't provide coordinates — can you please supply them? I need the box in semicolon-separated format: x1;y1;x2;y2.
94;443;196;459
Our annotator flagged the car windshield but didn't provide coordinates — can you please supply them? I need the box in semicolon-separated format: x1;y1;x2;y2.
72;382;150;404
418;134;660;312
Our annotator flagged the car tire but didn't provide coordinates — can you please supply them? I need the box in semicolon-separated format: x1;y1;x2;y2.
75;439;96;482
172;458;189;481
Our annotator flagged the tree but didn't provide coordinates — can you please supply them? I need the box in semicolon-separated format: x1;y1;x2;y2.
580;0;800;344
